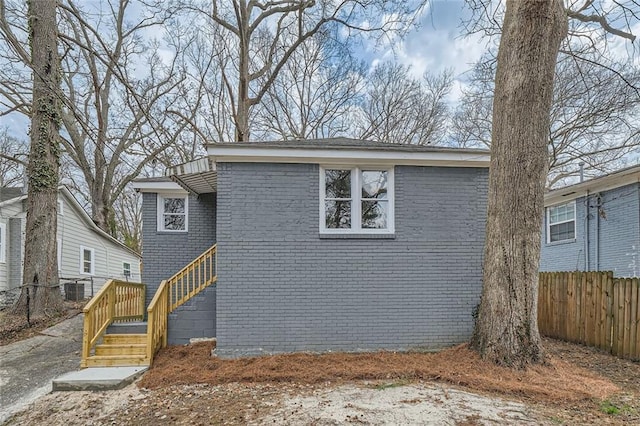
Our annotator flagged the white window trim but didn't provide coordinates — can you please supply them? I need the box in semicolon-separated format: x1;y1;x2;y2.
123;261;131;277
79;245;95;275
546;200;576;244
157;193;189;232
319;166;395;234
0;222;6;263
57;199;64;215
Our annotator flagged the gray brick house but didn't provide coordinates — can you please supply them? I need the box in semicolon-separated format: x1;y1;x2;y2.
133;139;490;357
540;164;640;277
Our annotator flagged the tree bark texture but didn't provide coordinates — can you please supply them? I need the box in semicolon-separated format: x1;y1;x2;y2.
471;0;567;367
12;0;63;317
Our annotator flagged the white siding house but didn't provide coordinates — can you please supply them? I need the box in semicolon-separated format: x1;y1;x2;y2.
0;187;141;307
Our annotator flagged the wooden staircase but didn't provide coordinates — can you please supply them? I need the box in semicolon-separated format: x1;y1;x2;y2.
85;334;148;367
81;244;217;368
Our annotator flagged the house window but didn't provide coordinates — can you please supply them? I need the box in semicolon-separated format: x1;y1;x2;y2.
157;194;188;232
80;246;95;275
123;262;131;278
547;201;576;243
0;223;6;263
321;167;394;233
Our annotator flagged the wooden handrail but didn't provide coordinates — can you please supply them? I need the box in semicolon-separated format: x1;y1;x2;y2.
81;280;145;367
146;243;217;364
167;244;217;312
146;280;169;364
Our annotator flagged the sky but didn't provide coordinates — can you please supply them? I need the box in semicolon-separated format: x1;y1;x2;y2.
362;0;487;102
0;0;485;139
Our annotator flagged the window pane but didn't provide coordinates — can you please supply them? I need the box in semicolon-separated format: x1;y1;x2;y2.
361;171;388;199
83;250;92;273
164;214;185;230
325;200;351;228
362;200;388;229
164;198;185;214
549;203;575;224
325;170;351;198
550;221;575;242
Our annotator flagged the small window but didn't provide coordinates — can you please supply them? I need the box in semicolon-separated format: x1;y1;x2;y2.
0;222;6;263
80;246;95;275
157;194;188;232
123;262;131;278
547;201;576;243
320;167;393;233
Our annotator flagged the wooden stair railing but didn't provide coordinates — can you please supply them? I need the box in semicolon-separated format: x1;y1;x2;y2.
146;243;217;364
81;280;145;367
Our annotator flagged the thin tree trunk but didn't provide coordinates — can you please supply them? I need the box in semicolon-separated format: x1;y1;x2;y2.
471;0;567;367
11;0;63;317
236;1;250;142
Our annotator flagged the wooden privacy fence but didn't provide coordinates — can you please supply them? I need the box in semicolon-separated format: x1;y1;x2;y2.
538;271;640;361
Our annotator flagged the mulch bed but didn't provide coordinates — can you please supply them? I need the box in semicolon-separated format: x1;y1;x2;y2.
139;339;621;405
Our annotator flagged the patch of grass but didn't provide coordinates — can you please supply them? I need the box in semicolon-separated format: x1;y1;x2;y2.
599;400;636;416
600;400;620;415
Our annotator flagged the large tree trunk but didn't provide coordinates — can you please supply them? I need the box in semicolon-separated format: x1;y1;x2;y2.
471;0;567;367
11;0;63;317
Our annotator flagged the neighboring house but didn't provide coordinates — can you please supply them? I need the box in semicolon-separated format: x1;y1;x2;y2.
133;138;491;358
0;186;142;307
540;164;640;277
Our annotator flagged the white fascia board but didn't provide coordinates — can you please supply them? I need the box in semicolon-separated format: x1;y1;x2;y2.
131;181;187;193
545;169;640;206
207;146;490;168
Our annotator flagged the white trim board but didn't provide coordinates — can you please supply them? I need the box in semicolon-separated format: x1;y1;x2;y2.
207;146;490;168
132;181;186;193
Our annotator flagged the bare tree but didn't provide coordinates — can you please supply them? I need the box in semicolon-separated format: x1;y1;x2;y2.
358;62;452;145
451;52;640;187
181;0;426;142
469;0;637;367
0;1;191;233
56;1;190;232
112;187;142;253
255;34;366;140
0;127;27;186
6;0;64;316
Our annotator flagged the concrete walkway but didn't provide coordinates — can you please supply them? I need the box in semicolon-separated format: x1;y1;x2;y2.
0;314;83;424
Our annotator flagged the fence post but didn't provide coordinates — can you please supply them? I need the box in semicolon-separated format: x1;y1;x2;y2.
26;284;30;327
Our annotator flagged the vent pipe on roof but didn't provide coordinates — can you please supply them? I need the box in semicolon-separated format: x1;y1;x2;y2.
579;162;585;183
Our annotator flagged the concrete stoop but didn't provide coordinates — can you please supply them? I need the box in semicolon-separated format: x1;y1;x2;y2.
52;367;148;391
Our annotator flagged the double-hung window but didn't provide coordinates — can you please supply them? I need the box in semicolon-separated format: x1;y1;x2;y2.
157;194;188;232
547;201;576;243
321;167;394;234
123;262;131;278
80;246;95;275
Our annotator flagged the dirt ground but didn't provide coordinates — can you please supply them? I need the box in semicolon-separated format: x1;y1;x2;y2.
5;337;640;425
0;300;85;346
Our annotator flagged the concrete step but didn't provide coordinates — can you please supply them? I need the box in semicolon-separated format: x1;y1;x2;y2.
102;334;147;345
83;354;149;367
107;321;147;334
53;367;148;391
95;343;146;356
